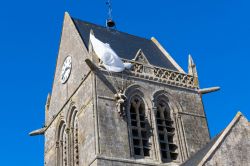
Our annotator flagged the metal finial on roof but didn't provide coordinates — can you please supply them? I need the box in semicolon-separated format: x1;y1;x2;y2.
106;0;116;28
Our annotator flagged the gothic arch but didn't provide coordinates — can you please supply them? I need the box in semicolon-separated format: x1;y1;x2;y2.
56;117;66;141
125;85;156;159
124;84;151;108
56;119;67;166
66;103;79;166
151;90;187;162
152;90;182;114
66;103;78;123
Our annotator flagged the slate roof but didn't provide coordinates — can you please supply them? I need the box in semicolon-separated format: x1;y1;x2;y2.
72;18;178;71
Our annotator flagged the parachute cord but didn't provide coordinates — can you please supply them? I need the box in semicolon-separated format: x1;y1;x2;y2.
121;71;124;91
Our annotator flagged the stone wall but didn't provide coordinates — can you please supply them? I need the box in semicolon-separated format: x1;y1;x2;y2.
44;13;95;166
44;75;96;166
205;116;250;166
46;12;90;124
94;71;210;165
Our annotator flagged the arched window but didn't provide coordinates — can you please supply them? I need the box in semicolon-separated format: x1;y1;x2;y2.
155;96;178;161
56;106;79;166
128;95;151;157
67;107;79;166
72;117;79;166
56;121;68;166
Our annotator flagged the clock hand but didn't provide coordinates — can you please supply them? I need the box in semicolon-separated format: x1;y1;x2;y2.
61;67;71;79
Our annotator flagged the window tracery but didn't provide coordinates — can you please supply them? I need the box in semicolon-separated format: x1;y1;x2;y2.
128;95;151;157
155;97;178;161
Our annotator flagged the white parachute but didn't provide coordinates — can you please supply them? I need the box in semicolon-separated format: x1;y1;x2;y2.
89;33;132;72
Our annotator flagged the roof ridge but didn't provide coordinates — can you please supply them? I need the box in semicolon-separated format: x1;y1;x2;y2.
197;112;243;165
151;37;185;73
71;17;151;42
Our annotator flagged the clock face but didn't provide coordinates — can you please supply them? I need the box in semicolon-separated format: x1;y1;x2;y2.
61;56;72;84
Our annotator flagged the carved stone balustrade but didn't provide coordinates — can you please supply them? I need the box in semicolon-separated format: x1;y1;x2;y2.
122;59;198;89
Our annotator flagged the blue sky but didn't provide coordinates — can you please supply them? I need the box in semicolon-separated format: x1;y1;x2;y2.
0;0;249;165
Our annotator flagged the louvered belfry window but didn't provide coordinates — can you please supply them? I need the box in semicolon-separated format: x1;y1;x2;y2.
129;95;150;157
156;98;178;161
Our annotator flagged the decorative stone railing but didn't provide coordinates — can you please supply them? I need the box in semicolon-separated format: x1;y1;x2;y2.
122;59;198;89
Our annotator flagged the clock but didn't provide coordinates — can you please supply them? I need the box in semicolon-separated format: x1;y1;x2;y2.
61;56;72;84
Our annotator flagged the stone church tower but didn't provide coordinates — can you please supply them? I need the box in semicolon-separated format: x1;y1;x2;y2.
31;12;250;166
